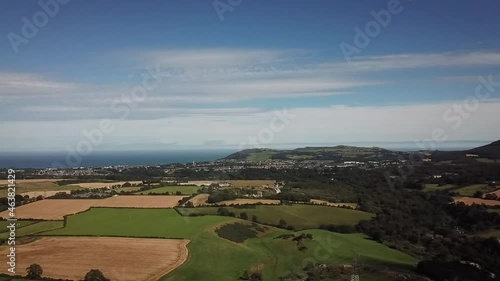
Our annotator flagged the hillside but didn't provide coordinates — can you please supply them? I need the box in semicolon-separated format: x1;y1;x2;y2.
221;146;400;161
431;139;500;162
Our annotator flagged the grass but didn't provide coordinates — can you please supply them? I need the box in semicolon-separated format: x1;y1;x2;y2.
134;185;200;195
39;207;415;281
474;229;500;239
487;209;500;214
44;208;233;238
454;184;496;197
177;204;373;230
0;221;38;232
165;229;416;281
423;184;456;192
0;220;64;240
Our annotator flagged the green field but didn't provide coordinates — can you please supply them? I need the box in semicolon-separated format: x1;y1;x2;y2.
44;208;233;238
165;229;416;281
176;204;373;230
134;185;200;195
0;221;64;240
41;207;414;281
454;184;496;197
423;184;456;192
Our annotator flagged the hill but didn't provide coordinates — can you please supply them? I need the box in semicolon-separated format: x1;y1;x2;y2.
431;139;500;162
221;146;400;162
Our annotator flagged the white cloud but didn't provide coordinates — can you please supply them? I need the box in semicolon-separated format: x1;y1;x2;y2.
2;100;499;151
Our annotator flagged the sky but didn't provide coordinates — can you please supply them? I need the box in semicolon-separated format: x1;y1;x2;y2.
1;0;500;152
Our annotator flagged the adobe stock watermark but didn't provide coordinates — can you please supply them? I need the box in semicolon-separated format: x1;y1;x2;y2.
7;0;71;54
52;65;168;168
385;74;500;189
213;0;244;22
238;108;296;151
339;0;411;62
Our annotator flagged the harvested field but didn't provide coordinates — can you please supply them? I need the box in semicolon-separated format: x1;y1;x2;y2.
455;197;500;206
0;237;189;281
228;180;276;188
0;196;187;220
216;199;280;205
188;193;209;206
92;195;186;208
0;199;101;220
74;181;143;188
0;178;68;185
487;188;500;197
20;190;70;198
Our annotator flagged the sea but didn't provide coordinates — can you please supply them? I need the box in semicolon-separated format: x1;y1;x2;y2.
0;150;237;169
0;140;490;169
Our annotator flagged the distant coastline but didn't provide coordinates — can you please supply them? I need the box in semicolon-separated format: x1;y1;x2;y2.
0;140;492;169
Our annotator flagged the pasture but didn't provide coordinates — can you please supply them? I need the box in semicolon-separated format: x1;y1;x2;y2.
0;237;189;281
44;208;234;238
134;185;200;195
177;204;373;230
454;184;496;197
423;184;456;192
0;196;187;220
0;221;63;240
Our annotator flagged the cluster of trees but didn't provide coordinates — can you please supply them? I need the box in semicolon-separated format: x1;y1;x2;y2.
26;264;110;281
207;190;237;203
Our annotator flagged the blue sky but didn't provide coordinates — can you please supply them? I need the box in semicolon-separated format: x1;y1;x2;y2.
1;0;500;152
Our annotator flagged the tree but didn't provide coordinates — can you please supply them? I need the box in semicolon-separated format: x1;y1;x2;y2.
83;269;110;281
278;219;288;228
252;215;258;222
26;264;43;279
240;212;248;220
473;191;484;198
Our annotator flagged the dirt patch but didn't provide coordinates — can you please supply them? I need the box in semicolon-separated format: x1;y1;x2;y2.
0;236;189;281
74;181;143;189
188;194;210;206
455;197;500;206
0;196;187;220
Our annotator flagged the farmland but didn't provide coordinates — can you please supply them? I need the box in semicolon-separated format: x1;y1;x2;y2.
0;196;187;220
423;183;457;192
455;197;500;206
134;185;200;195
72;181;143;188
454;184;496;197
0;237;189;281
39;208;414;281
177;204;373;230
0;179;79;197
0;221;64;240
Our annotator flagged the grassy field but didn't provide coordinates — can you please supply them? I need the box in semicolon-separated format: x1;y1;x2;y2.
177;204;373;230
423;184;456;192
487;208;500;214
40;207;414;281
134;185;200;195
0;221;64;240
474;229;500;239
44;208;233;238
165;229;416;281
454;184;496;197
